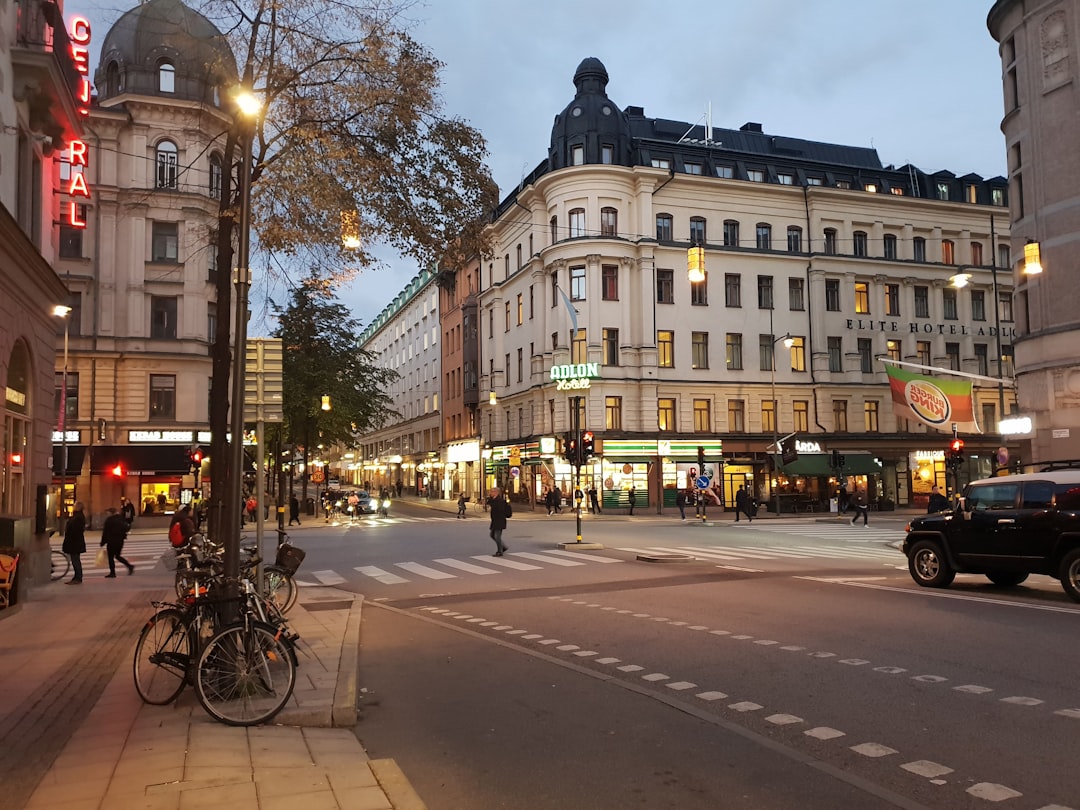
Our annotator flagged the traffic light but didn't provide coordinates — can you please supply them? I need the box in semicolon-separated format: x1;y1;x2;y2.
110;463;124;478
697;445;706;469
563;432;580;465
831;449;846;469
190;448;203;465
581;431;595;461
948;438;965;470
9;452;22;468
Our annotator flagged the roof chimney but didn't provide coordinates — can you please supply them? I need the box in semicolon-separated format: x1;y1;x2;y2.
739;122;763;134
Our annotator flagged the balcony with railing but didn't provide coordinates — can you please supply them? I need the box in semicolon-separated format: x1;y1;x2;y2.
13;0;84;144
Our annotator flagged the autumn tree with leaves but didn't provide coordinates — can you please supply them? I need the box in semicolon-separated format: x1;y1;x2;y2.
201;0;497;527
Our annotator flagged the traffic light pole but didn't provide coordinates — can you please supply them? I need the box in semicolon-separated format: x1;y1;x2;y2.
571;395;583;543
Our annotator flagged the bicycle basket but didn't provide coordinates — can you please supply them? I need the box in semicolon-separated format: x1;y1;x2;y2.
275;543;306;575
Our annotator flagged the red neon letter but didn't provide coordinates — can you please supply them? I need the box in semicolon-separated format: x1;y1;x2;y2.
70;17;91;44
68;140;87;166
68;172;90;198
68;202;87;228
71;45;89;75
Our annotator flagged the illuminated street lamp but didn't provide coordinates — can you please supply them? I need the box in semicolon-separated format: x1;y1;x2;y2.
225;86;262;588
687;246;706;283
770;330;794;514
52;304;72;529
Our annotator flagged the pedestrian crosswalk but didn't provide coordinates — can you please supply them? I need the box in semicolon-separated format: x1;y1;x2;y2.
737;520;905;544
297;542;904;588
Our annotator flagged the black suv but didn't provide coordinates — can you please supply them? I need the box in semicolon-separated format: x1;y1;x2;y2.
903;471;1080;601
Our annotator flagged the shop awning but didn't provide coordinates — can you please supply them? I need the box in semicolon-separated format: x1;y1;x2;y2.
91;445;195;476
771;453;882;476
52;445;86;477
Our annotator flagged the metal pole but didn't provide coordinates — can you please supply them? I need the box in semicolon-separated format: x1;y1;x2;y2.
572;395;582;542
255;416;265;592
225;124;254;591
59;318;69;531
990;216;1007;430
770;308;779;515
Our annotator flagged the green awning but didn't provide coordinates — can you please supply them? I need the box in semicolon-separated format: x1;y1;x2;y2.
772;453;882;476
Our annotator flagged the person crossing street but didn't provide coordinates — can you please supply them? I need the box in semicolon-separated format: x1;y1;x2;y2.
100;507;134;577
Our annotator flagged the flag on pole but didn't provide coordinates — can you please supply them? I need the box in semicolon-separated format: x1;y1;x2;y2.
884;363;981;434
557;286;579;336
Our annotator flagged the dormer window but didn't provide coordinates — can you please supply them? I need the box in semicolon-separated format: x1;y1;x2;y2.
158;60;176;93
571;145;584;166
105;61;121;97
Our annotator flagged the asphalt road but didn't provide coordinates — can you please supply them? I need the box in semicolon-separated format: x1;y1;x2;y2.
284;502;1080;809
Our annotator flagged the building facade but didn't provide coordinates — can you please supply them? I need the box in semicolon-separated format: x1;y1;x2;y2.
989;0;1080;467
354;270;442;496
2;0;84;584
53;0;237;525
473;58;1014;512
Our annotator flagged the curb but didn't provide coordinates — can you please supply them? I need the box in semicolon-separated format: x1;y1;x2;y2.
371;758;429;810
333;594;363;727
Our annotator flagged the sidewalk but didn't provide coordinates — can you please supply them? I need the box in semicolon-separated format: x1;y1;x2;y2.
0;557;426;810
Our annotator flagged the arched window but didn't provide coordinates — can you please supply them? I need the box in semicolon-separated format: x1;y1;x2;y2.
208;153;223;199
600;207;617;237
755;223;772;250
655;213;673;242
689;216;706;245
105;61;121;97
156;140;178;189
158;60;175;93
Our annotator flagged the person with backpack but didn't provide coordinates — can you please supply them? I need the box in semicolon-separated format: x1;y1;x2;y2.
487;486;511;557
168;505;196;548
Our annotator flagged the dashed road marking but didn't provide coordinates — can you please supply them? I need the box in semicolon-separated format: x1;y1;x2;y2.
617;664;644;673
642;673;669;682
666;681;697;691
901;760;954;779
766;714;803;726
967;783;1022;801
696;691;728;701
1001;696;1043;706
954;684;994;695
851;743;898;758
729;701;763;712
595;657;620;665
805;727;846;740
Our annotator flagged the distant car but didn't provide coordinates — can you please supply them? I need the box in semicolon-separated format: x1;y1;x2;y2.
902;470;1080;601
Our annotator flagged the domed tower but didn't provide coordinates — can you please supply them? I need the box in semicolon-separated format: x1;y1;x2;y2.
549;57;632;170
94;0;237;107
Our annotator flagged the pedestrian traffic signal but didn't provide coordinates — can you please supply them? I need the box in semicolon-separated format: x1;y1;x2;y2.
831;449;846;469
562;432;580;465
9;452;22;467
581;431;595;460
190;448;203;465
110;463;124;478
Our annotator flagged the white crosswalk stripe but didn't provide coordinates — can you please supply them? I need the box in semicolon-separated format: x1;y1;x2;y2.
435;558;501;575
471;555;542;571
508;551;587;567
395;562;457;580
352;565;407;585
746;521;904;543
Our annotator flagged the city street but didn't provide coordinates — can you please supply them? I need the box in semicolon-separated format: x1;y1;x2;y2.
289;499;1080;810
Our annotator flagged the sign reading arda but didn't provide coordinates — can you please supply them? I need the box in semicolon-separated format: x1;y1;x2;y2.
551;362;600;391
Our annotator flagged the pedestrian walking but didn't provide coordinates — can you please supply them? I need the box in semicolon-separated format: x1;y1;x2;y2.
552;486;563;515
100;507;134;577
850;488;869;527
675;488;687;521
927;484;949;513
289;494;301;526
62;501;87;584
457;492;468;518
628;485;637;515
735;485;753;523
120;496;135;528
169;504;197;547
837;481;849;515
588;485;601;514
487;486;511;556
245;495;257;526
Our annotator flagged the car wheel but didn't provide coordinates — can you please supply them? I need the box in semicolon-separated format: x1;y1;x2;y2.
1059;549;1080;602
985;571;1029;587
907;540;955;588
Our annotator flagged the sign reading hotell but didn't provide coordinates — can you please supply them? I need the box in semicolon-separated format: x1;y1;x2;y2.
846;319;1016;338
551;362;600;391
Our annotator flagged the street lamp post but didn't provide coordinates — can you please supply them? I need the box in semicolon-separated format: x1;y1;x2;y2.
52;305;72;530
768;307;793;515
225;89;261;589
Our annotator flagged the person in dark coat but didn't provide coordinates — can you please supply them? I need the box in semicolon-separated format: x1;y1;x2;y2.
927;485;950;513
100;507;134;577
628;486;637;515
289;494;301;526
735;485;753;523
487;486;510;557
588;485;601;514
120;496;135;528
675;488;687;521
62;501;87;584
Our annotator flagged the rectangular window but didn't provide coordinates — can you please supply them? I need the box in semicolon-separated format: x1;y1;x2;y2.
824;229;837;254
992;188;1006;207
833;400;848;432
759;335;774;372
570;265;586;300
150;296;177;339
793;400;809;432
971;289;986;321
693;399;711;432
777;173;794;185
787;226;802;253
917;341;931;366
151;222;178;262
946;342;961;371
825;279;840;311
517;348;523;382
854;282;870;314
692;332;709;369
789;278;804;311
651;158;670;169
569;209;585;238
149;374;176;419
571;328;587;364
789;336;806;372
656;269;674;303
942;239;955;265
605;396;622;430
728;400;746;432
975;344;989;377
690;278;707;305
913;237;927;263
600;207;617;237
571;145;584;165
936;182;950;200
943;287;958;320
59;225;83;259
1002;345;1015;377
853;231;868;257
724;274;741;307
602;328;619;366
54;371;78;425
516;293;523;325
658;330;674;368
689;217;706;245
505;301;510;332
827;336;843;372
864;401;880;432
656;214;673;242
601;144;614;164
999;292;1013;322
885;284;900;316
207;301;216;343
716;165;734;179
746;169;764;183
858;338;873;373
971;242;984;266
914;286;930;318
758;276;773;309
723;220;739;247
602;264;618;300
761;399;776;434
658;398;676;432
886;339;901;362
726;333;743;370
883;234;898;260
756;224;772;250
685;162;702;175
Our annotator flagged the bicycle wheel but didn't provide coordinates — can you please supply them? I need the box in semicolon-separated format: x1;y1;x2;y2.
263;566;297;614
194;621;296;726
50;550;70;582
133;608;190;705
